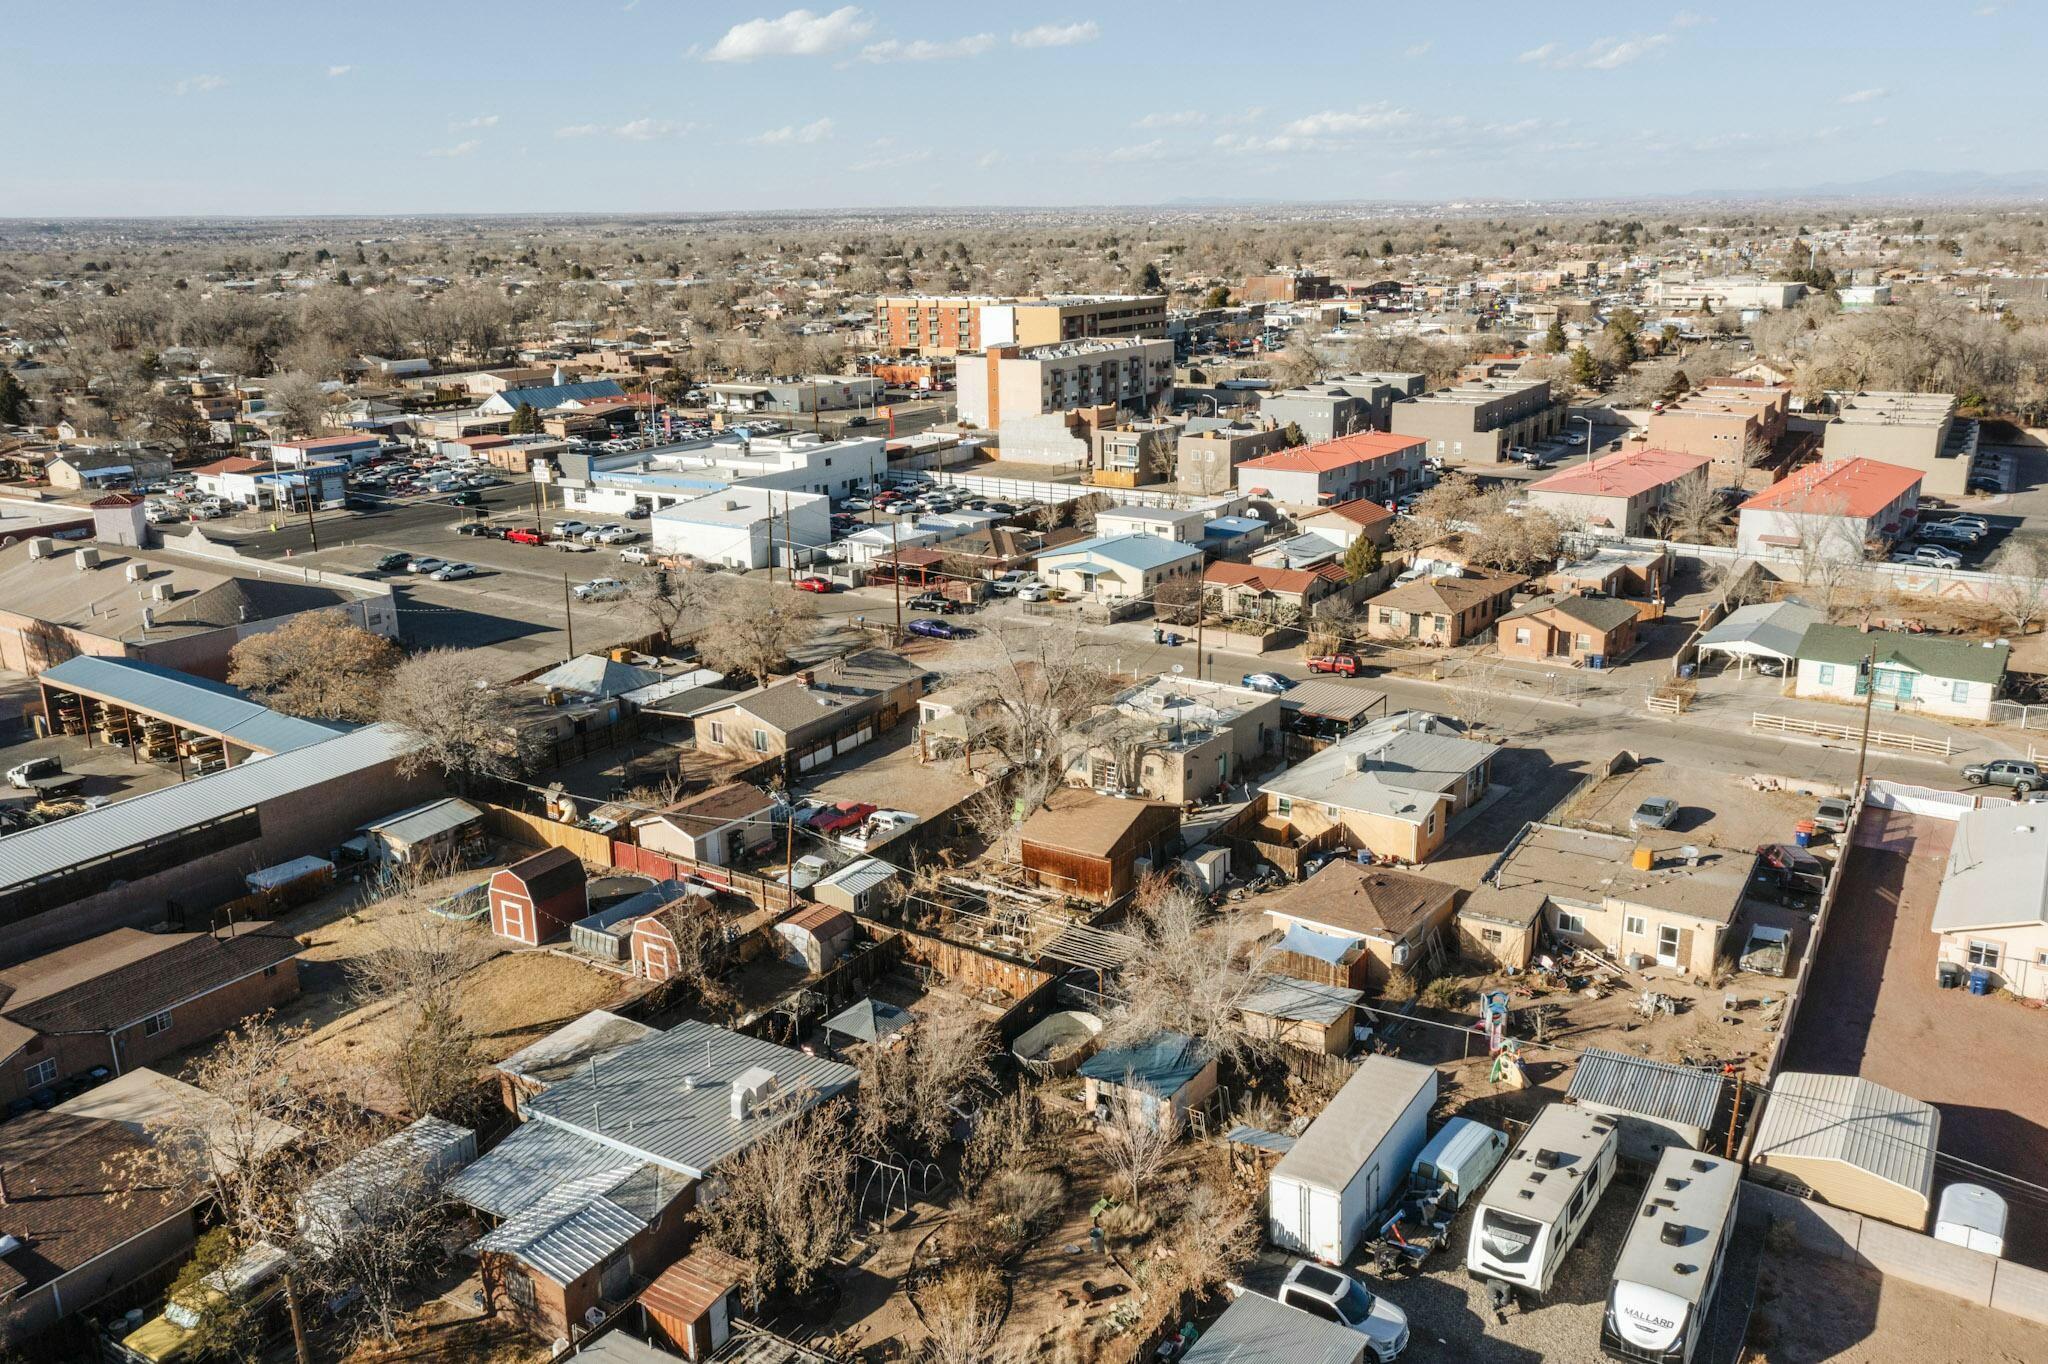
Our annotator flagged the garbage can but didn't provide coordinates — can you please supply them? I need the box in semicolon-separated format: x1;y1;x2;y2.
1937;961;1964;990
1969;968;1993;996
1794;822;1815;848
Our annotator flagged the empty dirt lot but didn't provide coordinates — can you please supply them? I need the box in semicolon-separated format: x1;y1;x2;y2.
1783;805;2048;1266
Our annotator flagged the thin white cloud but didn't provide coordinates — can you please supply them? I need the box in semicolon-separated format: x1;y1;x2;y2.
1283;103;1414;138
1975;2;2002;13
1404;41;1433;59
326;64;352;78
859;34;994;62
849;147;932;173
556;124;603;138
1097;139;1163;164
173;74;226;95
1839;87;1887;104
426;140;481;158
1520;34;1672;70
453;114;500;129
613;118;686;141
1012;21;1100;48
1136;110;1205;129
706;7;872;61
1670;9;1710;26
753;117;836;145
975;150;1001;169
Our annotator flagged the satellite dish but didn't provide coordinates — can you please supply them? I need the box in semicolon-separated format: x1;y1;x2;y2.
1171;664;1185;675
584;1307;606;1327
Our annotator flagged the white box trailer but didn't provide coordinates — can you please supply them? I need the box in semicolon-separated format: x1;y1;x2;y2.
1268;1055;1436;1264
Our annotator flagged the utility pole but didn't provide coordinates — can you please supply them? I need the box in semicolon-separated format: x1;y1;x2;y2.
563;572;576;659
1852;643;1879;796
302;479;319;553
1195;610;1206;682
891;516;903;641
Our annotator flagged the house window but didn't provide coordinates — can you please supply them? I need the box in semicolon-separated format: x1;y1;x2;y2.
24;1059;56;1089
752;729;769;753
1425;810;1437;835
1575;633;1591;651
263;964;279;977
1816;664;1836;686
1967;940;2002;970
707;721;725;745
1952;679;1970;704
1276;796;1293;816
1481;927;1503;944
143;1011;173;1037
1555;910;1586;935
505;1268;536;1309
1324;804;1339;818
1514;628;1530;645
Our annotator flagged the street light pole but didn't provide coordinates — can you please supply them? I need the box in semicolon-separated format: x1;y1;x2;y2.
562;572;576;660
1578;415;1596;458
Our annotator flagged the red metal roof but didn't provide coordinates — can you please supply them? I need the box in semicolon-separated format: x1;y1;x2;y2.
272;433;377;450
1239;431;1426;474
1529;447;1712;499
1737;457;1923;518
191;456;267;475
1203;560;1322;595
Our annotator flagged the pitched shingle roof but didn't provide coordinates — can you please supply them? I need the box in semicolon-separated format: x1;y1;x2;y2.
0;1112;198;1296
0;925;299;1036
1797;623;2008;684
1267;861;1460;941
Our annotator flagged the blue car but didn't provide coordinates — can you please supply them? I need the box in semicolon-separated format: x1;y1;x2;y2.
907;618;962;640
1241;672;1295;694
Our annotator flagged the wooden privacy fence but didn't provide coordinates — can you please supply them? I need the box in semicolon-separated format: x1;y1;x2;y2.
479;802;795;912
481;803;617;863
1749;711;1953;757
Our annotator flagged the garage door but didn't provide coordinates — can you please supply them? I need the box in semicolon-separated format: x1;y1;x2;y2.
835;725;872;755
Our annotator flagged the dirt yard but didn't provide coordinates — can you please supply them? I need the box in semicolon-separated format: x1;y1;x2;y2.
1744;1242;2048;1363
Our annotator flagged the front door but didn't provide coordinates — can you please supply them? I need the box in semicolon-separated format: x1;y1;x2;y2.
1657;924;1681;967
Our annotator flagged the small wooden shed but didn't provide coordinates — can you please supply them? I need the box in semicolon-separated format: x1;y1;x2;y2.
630;898;719;983
1018;790;1181;903
489;846;587;946
775;903;857;973
640;1245;747;1360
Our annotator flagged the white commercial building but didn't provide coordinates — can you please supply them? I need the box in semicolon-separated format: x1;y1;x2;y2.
556;433;887;518
955;337;1176;429
650;487;831;571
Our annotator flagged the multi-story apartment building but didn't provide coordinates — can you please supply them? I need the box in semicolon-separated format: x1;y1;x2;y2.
1389;377;1567;463
1645;385;1789;478
955;338;1176;430
1821;390;1982;499
876;293;1167;357
1260;372;1428;442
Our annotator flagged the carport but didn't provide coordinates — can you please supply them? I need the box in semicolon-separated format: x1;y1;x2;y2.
1695;598;1822;677
35;654;344;776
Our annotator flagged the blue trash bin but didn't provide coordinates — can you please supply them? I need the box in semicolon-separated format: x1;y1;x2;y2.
1794;829;1813;849
1969;968;1992;995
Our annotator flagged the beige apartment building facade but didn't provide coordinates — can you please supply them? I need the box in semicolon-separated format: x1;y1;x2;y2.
1821;390;1979;498
877;293;1167;357
955;338;1176;430
1389;378;1567;463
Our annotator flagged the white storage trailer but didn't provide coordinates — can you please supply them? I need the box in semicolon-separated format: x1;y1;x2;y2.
1934;1183;2008;1258
1601;1147;1742;1364
1268;1055;1436;1264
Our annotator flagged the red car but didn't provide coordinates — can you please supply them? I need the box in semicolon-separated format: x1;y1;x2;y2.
1307;654;1363;677
793;576;835;593
505;527;547;545
805;801;876;834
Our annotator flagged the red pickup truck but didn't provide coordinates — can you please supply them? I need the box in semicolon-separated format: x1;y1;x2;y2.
1307;654;1363;677
504;527;548;546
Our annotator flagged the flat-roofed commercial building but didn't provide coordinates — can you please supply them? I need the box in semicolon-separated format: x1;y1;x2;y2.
1526;447;1712;537
955;338;1176;430
1260;372;1427;442
1822;390;1980;498
877;293;1166;357
1645;385;1789;476
1389;377;1566;464
1649;277;1808;312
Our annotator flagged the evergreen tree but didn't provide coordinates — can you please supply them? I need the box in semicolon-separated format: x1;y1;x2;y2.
1568;346;1601;388
1341;534;1381;583
1543;318;1568;354
0;370;28;426
509;402;540;434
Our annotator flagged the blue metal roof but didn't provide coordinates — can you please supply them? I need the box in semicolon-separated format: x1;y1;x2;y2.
496;379;625;410
1039;533;1203;573
1078;1030;1211;1097
37;655;346;756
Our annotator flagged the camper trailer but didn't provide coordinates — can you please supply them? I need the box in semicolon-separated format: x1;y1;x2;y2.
1600;1148;1742;1364
1466;1105;1619;1299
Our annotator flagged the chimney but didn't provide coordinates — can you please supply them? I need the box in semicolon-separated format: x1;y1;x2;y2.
798;670;816;688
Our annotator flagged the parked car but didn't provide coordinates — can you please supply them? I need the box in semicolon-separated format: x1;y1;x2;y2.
1307;655;1363;677
1943;514;1992;535
840;497;872;512
804;801;877;835
619;546;658;566
1917;521;1982;546
1276;1263;1409;1363
1811;796;1851;834
405;556;447;575
1963;758;2041;793
1629;796;1680;831
989;571;1035;596
1016;584;1053;602
505;527;547;545
1890;544;1963;569
792;576;836;593
907;618;963;639
430;562;478;581
552;520;589;537
1968;473;2006;494
908;593;965;614
573;577;627;602
840;809;917;852
596;526;640;544
579;524;623;543
1241;673;1295;694
457;522;501;538
374;552;410;571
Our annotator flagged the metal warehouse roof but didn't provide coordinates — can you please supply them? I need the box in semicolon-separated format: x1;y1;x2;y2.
1181;1289;1369;1364
521;1019;856;1179
1567;1047;1726;1132
0;724;414;891
37;655;346;755
1750;1071;1939;1199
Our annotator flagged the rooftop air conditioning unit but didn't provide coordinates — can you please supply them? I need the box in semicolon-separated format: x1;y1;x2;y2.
151;583;173;602
26;537;54;560
125;562;147;582
730;1066;779;1121
74;547;101;571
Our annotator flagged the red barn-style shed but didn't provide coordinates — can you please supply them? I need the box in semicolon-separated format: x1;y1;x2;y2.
489;846;587;945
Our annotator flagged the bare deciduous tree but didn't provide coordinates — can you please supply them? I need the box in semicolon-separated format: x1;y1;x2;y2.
265;369;330;437
228;611;398;722
1105;877;1265;1064
626;565;707;646
1098;1077;1180;1208
378;648;530;791
351;908;493;1120
1652;472;1728;546
696;578;819;686
1990;538;2048;637
296;1152;460;1348
697;1099;856;1306
643;896;739;1019
942;622;1121;804
917;1264;1020;1364
855;997;992;1157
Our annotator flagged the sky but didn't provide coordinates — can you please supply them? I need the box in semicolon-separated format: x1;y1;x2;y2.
3;2;2041;216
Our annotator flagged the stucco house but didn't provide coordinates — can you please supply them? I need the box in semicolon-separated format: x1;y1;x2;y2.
1258;712;1498;864
1792;624;2007;722
1360;570;1523;647
1931;802;2048;1001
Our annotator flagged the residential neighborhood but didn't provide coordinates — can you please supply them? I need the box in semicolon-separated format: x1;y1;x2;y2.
5;7;2048;1364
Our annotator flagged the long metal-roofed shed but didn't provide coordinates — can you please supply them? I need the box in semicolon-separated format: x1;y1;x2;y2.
1566;1047;1727;1165
35;655;345;774
0;724;425;955
1747;1071;1939;1230
1694;598;1821;675
1179;1286;1368;1364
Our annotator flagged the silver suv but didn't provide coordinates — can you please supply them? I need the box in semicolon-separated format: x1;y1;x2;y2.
1963;759;2041;793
